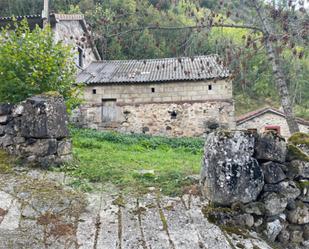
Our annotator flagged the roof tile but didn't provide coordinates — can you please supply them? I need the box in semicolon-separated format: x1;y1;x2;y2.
76;55;230;84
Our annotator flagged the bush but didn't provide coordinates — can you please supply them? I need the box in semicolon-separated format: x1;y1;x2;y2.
0;19;80;111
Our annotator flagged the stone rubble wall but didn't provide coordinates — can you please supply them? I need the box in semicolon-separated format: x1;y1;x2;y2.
201;131;309;249
0;94;72;167
74;101;235;137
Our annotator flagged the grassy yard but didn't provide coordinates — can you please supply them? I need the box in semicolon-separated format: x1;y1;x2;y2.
63;128;204;196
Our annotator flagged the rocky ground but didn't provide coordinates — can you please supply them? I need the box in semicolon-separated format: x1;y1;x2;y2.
0;168;274;249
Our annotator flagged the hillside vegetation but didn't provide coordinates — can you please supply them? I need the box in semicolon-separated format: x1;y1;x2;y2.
0;0;308;119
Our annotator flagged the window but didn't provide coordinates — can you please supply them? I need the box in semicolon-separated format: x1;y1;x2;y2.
151;87;155;93
78;47;83;68
92;89;97;94
208;84;212;90
264;125;281;135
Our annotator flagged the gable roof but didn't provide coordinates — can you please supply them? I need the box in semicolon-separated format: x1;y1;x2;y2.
0;13;101;60
236;107;309;126
76;54;230;84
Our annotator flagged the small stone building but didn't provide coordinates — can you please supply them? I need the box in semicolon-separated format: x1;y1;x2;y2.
236;107;309;138
0;13;100;69
75;55;235;137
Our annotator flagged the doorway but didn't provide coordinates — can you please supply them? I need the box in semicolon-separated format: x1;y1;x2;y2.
101;98;118;123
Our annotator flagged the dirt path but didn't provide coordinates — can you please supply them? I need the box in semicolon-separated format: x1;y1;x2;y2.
0;169;272;249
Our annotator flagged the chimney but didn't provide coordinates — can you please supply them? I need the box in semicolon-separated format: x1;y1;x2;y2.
42;0;49;27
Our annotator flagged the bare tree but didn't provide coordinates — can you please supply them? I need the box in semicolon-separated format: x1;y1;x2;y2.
247;0;306;133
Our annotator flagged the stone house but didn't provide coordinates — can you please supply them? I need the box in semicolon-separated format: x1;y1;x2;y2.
236;107;309;138
0;13;100;69
75;55;235;137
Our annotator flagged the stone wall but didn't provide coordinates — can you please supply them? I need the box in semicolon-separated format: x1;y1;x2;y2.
201;131;309;248
53;20;97;68
237;112;309;138
84;79;232;104
75;101;235;137
74;79;235;137
0;94;72;167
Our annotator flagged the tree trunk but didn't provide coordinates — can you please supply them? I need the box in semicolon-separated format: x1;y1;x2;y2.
264;38;300;134
252;0;300;134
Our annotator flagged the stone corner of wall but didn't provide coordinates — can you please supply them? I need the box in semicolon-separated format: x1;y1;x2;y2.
0;94;73;168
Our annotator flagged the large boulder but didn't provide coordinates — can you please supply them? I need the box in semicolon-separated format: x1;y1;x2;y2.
255;132;287;163
17;93;69;139
200;131;264;205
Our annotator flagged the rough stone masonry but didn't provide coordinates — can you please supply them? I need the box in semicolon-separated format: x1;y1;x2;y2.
0;93;72;167
201;130;309;249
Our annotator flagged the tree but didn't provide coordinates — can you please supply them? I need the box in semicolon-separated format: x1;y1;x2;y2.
0;0;42;16
0;19;78;110
216;0;308;133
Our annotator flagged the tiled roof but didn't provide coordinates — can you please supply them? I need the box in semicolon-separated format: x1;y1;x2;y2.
0;13;84;22
76;55;230;84
52;13;84;21
236;107;309;126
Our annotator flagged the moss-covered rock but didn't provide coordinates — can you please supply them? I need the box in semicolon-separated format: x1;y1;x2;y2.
296;180;309;190
286;144;309;162
202;204;234;224
288;132;309;147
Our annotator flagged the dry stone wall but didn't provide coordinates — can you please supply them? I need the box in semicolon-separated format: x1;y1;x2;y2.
201;131;309;249
0;94;72;168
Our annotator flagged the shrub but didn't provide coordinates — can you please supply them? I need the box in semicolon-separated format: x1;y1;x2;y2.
0;19;80;111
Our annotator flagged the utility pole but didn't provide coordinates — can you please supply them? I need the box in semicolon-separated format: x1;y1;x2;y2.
42;0;49;27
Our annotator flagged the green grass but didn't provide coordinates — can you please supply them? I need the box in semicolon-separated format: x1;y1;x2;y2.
0;149;14;174
63;128;204;196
